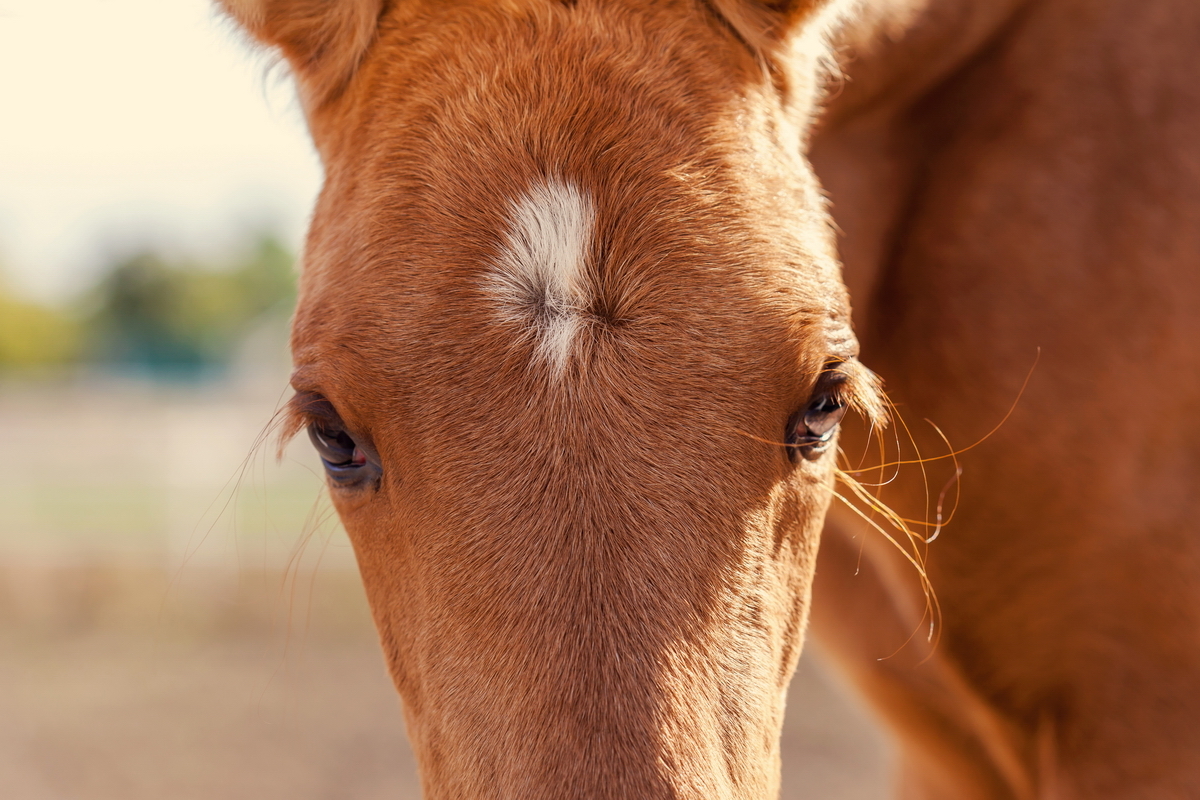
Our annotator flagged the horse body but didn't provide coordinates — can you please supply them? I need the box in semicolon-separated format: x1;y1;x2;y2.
219;0;1200;797
813;1;1200;796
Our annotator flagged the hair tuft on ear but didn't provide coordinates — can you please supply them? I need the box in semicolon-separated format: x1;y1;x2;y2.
707;0;829;53
216;0;384;107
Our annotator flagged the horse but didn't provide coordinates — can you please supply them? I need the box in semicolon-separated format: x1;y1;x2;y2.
217;0;1200;797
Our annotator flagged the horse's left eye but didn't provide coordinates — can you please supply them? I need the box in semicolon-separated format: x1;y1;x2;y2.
787;382;849;462
308;422;370;484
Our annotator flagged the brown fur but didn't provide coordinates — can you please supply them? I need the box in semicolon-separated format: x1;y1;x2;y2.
220;0;1200;797
812;1;1200;797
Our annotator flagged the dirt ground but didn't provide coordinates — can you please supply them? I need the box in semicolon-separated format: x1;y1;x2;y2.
0;567;890;800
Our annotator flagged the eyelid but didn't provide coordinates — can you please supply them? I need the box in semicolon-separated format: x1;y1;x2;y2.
289;390;340;423
814;365;850;395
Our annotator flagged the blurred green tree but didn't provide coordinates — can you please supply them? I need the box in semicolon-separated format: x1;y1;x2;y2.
85;234;296;378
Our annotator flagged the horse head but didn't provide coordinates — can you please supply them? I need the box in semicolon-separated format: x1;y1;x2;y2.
221;1;881;796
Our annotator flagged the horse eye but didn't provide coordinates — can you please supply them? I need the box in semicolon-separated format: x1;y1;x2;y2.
308;421;370;484
804;395;848;438
787;378;850;463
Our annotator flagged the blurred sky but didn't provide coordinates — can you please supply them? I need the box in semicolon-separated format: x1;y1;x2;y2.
0;0;321;301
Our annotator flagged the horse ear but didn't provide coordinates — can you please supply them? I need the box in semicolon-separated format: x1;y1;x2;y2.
217;0;384;106
708;0;827;52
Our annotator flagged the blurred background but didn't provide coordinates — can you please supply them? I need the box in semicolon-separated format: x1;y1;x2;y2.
0;1;888;797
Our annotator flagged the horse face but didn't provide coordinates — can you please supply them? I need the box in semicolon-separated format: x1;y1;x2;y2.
225;0;880;796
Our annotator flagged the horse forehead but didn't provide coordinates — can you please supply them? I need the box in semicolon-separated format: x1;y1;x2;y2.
292;16;846;375
293;166;846;393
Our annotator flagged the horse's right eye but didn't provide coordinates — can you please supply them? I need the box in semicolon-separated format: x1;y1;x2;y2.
308;422;371;485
